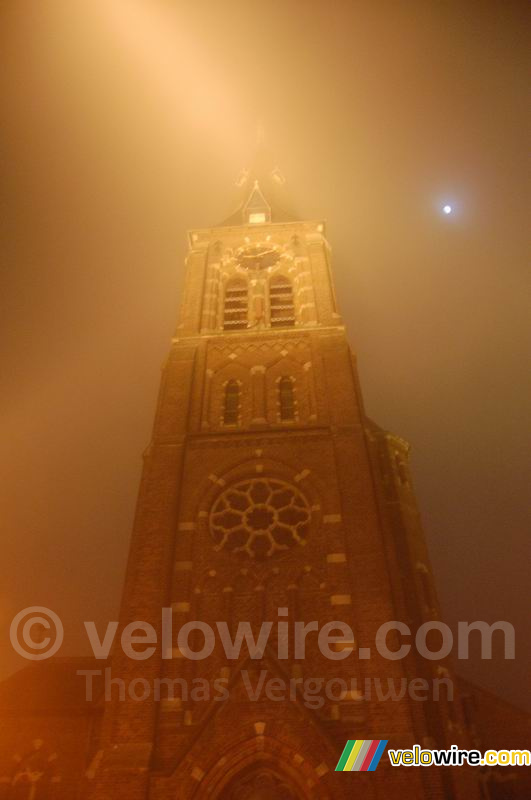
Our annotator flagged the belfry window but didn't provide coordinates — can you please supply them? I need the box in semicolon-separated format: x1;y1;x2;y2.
269;276;295;328
223;278;248;330
278;376;296;421
223;380;240;425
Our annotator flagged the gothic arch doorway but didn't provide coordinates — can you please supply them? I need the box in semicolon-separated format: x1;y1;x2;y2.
191;737;331;800
218;766;301;800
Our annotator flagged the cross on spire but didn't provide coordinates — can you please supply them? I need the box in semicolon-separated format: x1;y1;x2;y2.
221;130;295;225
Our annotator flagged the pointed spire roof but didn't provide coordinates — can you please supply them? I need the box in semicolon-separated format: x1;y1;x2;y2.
219;132;297;226
244;180;270;213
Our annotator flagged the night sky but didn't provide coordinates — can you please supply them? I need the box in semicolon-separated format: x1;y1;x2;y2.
1;1;529;710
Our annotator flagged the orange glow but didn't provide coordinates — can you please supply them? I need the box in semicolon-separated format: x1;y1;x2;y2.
96;0;246;158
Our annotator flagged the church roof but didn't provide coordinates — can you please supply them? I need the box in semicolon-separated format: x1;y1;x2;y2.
0;658;108;713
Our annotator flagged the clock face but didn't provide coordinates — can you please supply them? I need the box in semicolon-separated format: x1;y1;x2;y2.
236;245;280;271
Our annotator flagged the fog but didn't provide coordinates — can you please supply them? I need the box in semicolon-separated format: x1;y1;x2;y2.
1;0;529;709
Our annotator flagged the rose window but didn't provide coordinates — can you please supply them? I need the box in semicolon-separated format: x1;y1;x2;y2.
210;478;311;559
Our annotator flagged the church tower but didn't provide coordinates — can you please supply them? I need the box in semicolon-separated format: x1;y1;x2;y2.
86;151;475;800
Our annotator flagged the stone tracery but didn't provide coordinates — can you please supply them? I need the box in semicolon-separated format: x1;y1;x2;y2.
210;478;310;559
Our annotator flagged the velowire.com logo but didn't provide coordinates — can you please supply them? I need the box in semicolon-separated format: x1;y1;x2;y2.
335;739;388;772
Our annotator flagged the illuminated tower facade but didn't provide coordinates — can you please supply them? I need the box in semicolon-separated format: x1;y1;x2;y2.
85;154;476;800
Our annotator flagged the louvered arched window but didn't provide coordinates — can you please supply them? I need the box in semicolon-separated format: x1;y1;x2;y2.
223;380;240;425
223;278;248;330
278;376;296;421
269;275;295;328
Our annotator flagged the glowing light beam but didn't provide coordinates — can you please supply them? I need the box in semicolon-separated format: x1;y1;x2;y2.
98;0;246;157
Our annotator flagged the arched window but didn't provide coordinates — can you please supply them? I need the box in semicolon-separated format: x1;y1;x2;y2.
269;275;295;328
223;278;248;330
223;380;240;425
278;376;296;421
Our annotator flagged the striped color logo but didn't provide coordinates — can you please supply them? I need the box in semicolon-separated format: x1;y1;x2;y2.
335;739;388;772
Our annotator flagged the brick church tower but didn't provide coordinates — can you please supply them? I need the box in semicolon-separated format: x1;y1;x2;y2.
85;151;476;800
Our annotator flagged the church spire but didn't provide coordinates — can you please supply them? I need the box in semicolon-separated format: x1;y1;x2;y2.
220;131;296;226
